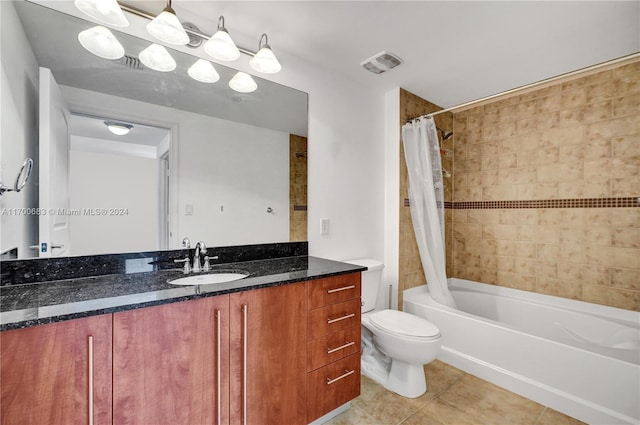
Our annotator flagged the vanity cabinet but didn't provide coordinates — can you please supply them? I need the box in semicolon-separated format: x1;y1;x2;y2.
0;315;113;425
0;272;361;425
113;295;230;425
229;282;307;425
113;282;307;425
306;274;362;423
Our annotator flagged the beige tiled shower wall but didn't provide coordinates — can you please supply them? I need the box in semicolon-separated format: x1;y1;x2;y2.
398;89;453;309
289;134;308;242
451;59;640;311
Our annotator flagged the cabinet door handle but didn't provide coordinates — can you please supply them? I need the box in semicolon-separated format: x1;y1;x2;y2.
326;285;356;294
242;304;248;425
327;341;355;354
88;335;94;425
327;313;355;324
215;310;221;425
326;369;355;385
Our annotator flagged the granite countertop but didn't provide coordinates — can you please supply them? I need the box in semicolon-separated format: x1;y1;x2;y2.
0;256;365;331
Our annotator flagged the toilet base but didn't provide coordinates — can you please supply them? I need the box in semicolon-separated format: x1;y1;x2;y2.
385;360;427;398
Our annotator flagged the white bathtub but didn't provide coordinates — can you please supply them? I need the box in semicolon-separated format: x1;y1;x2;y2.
403;278;640;425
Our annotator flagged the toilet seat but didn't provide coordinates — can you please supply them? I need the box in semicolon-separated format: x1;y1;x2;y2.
369;309;440;340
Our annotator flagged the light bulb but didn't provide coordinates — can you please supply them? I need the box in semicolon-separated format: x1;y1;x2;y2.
74;0;129;27
229;72;257;93
188;59;220;83
204;29;240;61
146;7;189;45
139;44;176;72
78;26;124;60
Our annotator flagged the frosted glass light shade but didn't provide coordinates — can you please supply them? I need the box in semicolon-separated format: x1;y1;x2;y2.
74;0;129;27
105;121;133;135
249;46;281;74
204;30;240;61
146;8;189;45
229;72;257;93
139;44;176;72
78;26;124;60
188;59;220;83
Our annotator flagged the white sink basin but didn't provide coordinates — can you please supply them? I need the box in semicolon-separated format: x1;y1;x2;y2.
169;272;249;286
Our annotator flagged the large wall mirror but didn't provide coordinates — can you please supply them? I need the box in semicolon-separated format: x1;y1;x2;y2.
1;0;308;260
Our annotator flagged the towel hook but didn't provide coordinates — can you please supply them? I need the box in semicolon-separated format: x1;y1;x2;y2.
0;158;33;197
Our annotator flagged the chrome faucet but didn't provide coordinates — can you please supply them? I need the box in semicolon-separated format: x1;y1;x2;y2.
193;241;208;273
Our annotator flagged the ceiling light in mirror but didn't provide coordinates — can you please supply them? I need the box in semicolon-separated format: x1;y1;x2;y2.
229;72;257;93
249;34;282;74
139;43;177;72
74;0;129;28
146;1;189;46
77;25;124;60
104;121;133;135
188;59;220;83
203;16;240;61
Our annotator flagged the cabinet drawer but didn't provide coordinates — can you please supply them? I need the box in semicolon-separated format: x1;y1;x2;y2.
307;352;361;423
308;299;361;340
307;273;361;310
307;326;361;372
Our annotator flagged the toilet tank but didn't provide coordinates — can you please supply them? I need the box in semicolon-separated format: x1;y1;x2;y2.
344;258;384;313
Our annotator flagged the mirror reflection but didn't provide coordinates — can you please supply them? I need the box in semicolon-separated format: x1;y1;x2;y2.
0;0;308;260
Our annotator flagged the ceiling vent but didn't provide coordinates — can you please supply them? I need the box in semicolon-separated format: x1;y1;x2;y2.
360;51;403;74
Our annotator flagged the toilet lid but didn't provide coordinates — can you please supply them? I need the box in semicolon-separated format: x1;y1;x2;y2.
369;309;440;339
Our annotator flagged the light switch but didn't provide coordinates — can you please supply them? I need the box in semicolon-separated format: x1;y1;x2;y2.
185;204;193;215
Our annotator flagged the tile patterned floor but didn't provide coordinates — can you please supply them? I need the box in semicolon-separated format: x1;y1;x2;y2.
325;360;586;425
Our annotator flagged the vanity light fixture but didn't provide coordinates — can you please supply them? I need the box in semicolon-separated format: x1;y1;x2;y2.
105;121;133;135
146;0;190;46
188;59;220;83
203;16;240;61
74;0;129;28
228;72;257;93
77;25;125;60
249;34;281;74
138;43;177;72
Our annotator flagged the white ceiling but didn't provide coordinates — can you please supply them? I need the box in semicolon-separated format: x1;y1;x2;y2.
128;0;639;108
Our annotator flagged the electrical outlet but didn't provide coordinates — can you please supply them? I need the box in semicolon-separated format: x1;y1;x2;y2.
320;218;330;235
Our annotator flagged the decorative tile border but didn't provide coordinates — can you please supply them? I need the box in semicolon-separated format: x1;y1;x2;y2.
404;197;640;209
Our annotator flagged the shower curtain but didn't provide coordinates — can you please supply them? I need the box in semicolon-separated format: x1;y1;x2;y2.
402;117;456;308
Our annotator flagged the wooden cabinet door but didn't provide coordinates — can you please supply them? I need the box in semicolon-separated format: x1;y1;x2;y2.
229;283;307;425
0;315;112;425
113;295;230;425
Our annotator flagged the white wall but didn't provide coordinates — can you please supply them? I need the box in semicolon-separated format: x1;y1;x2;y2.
257;54;387;263
0;1;39;258
179;116;289;246
383;88;401;309
69;148;160;255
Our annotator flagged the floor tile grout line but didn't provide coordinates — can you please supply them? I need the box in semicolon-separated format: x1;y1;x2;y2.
533;406;548;425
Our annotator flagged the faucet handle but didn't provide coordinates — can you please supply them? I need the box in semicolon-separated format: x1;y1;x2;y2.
174;257;191;274
202;255;210;272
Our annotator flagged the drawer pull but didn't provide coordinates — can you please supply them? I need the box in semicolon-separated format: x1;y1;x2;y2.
327;341;355;354
327;369;355;385
88;335;94;425
327;285;356;294
327;313;355;324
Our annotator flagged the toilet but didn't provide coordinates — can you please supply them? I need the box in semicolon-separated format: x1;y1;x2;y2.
345;258;441;398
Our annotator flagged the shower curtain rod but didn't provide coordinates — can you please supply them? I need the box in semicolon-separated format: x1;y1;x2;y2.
410;52;640;121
